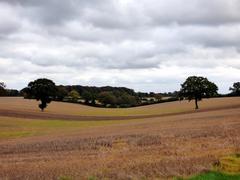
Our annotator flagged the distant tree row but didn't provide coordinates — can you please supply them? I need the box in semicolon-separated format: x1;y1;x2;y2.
0;77;239;111
58;86;139;108
21;79;140;110
0;83;20;97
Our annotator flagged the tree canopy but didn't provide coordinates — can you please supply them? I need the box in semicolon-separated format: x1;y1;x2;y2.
229;82;240;96
56;86;68;101
68;90;80;102
98;91;117;107
0;82;6;96
179;76;218;109
27;78;57;111
81;91;97;104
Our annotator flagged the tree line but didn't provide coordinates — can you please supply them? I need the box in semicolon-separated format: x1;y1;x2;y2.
0;83;20;97
21;82;176;109
0;77;239;111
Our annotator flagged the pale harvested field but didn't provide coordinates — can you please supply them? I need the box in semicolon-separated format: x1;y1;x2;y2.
0;97;239;118
0;97;240;179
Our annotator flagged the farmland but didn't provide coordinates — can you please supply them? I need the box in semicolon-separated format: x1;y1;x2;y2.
0;97;240;179
0;97;240;117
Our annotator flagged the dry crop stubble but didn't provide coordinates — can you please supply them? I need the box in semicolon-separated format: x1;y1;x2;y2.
0;97;240;179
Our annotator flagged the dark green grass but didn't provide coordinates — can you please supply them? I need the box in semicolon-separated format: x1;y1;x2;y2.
176;171;240;180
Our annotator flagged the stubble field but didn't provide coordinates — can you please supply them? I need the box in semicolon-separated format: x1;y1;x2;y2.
0;97;240;179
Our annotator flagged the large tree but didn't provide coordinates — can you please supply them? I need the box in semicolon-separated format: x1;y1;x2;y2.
179;76;218;109
28;78;57;111
229;82;240;96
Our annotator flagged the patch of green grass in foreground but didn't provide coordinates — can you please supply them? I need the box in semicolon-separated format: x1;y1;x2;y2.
0;116;140;139
176;154;240;180
176;171;240;180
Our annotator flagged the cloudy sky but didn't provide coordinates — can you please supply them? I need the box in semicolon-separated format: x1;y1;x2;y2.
0;0;240;93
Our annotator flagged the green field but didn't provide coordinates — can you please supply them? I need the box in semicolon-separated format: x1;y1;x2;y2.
178;171;240;180
0;116;141;139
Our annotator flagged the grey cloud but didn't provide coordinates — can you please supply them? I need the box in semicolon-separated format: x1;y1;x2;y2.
0;2;21;36
145;0;240;26
2;0;240;29
1;0;110;26
0;0;240;93
177;25;240;48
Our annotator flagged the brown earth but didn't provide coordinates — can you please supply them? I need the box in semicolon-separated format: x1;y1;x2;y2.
0;98;239;179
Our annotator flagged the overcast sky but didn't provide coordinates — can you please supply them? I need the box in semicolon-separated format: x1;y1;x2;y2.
0;0;239;93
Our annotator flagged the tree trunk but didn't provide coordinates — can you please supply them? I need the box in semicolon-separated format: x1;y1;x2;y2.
39;100;46;112
195;98;199;110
